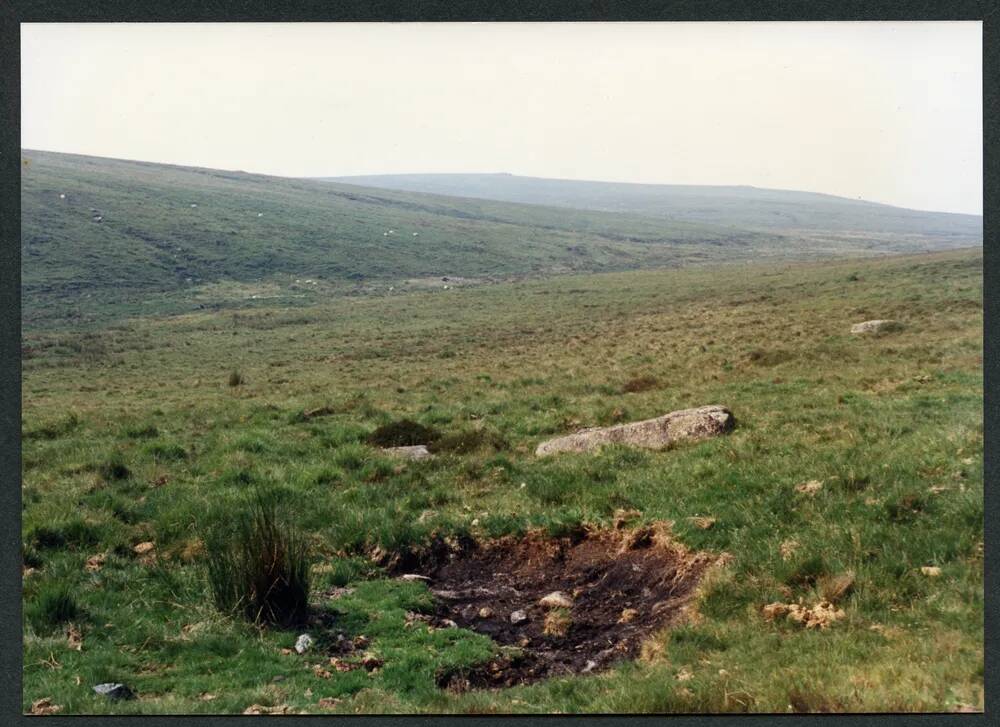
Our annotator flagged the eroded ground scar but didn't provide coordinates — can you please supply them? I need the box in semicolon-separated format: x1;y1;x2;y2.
404;527;714;690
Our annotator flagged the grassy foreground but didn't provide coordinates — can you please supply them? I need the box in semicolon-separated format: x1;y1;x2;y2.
21;248;982;714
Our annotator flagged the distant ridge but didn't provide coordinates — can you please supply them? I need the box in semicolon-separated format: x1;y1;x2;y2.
21;149;981;327
324;173;982;237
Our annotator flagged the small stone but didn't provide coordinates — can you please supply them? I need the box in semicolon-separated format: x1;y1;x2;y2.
619;608;639;624
539;591;573;609
582;660;598;673
510;609;528;625
478;606;494;618
133;541;155;555
294;633;314;654
93;683;135;701
383;445;432;461
850;319;902;335
921;566;942;577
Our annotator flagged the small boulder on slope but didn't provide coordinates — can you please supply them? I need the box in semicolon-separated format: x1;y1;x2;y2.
850;319;902;334
535;405;734;456
383;445;432;461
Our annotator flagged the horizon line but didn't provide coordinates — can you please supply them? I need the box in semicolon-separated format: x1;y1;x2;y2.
21;146;984;219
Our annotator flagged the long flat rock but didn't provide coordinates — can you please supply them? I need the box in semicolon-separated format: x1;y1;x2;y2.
535;405;734;456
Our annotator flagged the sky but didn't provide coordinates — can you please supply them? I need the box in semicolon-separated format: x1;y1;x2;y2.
21;22;982;215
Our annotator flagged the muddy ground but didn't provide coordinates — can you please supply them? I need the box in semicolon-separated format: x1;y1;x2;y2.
394;524;715;690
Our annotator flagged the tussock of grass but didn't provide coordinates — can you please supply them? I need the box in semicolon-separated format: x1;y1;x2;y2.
27;583;82;631
97;452;131;481
204;489;311;627
427;428;507;455
366;419;440;448
28;517;103;551
23;412;80;440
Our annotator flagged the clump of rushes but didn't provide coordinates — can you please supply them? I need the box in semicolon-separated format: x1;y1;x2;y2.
28;583;81;630
366;419;440;447
228;369;244;387
204;489;310;627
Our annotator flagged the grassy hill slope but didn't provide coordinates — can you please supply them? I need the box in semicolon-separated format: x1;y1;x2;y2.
23;151;978;328
22;150;771;327
21;249;982;714
328;173;984;237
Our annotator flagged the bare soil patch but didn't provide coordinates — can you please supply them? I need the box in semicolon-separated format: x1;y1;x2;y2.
400;525;714;690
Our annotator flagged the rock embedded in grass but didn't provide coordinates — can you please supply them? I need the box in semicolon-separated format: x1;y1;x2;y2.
850;319;902;334
383;445;432;460
534;405;734;456
93;683;135;701
295;633;314;654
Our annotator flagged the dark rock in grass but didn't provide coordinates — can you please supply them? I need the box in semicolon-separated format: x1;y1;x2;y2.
383;445;432;461
93;683;135;701
535;405;734;456
850;319;902;334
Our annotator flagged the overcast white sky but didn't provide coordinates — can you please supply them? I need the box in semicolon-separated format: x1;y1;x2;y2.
22;22;982;215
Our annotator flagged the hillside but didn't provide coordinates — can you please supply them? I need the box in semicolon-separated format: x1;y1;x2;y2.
22;151;980;328
328;173;983;237
19;150;761;327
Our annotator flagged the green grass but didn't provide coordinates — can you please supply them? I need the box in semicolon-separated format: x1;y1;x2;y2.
21;248;982;713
